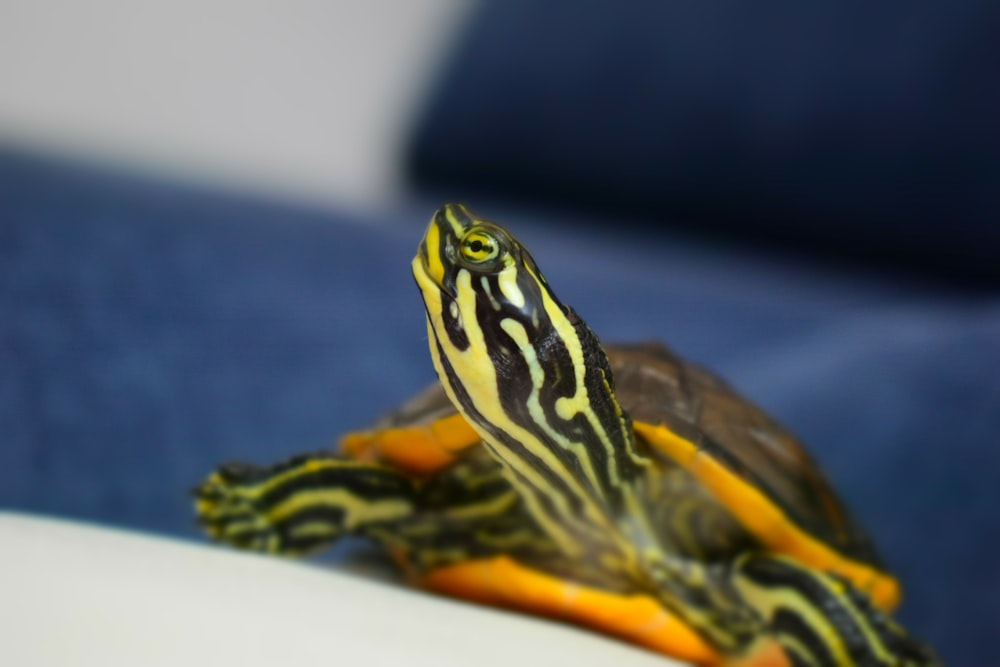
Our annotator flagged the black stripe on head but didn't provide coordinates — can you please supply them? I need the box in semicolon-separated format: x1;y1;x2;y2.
474;276;614;483
439;289;469;351
433;333;591;524
472;267;643;511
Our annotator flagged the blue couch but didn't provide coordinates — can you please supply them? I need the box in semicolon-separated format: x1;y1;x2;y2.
3;148;997;664
3;3;998;663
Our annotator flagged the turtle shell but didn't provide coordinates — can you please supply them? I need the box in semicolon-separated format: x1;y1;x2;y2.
342;340;899;611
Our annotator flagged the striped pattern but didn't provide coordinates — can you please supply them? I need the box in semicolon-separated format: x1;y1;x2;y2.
191;203;939;667
414;205;655;569
414;205;758;651
733;554;940;666
194;454;416;555
411;204;940;666
194;448;570;577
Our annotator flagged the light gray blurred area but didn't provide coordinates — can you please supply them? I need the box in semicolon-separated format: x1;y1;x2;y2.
0;513;678;667
0;0;474;210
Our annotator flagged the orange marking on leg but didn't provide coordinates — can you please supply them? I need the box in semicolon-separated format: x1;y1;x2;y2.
340;414;480;475
421;556;722;666
633;422;901;611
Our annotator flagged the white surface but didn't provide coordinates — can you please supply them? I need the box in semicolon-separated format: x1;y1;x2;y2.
0;1;473;210
0;512;682;667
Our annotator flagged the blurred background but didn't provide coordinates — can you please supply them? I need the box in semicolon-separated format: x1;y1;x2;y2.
0;0;472;209
2;1;999;665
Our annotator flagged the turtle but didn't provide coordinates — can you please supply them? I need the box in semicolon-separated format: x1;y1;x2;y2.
194;204;939;666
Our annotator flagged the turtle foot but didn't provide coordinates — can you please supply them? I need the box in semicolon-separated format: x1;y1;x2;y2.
193;462;299;554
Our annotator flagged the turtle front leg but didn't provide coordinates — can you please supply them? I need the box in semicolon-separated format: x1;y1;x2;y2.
194;448;610;585
193;448;557;569
194;454;417;556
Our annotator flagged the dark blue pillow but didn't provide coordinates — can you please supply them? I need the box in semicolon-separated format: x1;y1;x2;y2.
408;1;1000;283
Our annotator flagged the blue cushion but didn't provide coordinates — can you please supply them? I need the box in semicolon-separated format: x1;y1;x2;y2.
408;1;1000;283
2;150;997;664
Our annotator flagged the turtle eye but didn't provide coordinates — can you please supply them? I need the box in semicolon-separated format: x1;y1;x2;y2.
459;229;501;267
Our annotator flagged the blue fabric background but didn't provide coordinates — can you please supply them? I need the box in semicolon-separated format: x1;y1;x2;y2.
407;0;1000;284
1;150;998;663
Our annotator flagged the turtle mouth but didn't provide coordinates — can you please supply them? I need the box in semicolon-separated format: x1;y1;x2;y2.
415;238;432;278
413;210;462;299
412;239;455;301
412;246;435;286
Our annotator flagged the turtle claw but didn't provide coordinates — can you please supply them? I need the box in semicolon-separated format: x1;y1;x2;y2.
192;456;401;557
193;465;288;555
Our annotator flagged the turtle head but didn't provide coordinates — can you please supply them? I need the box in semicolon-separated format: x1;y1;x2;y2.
413;204;648;559
413;203;548;353
414;203;544;310
412;204;575;438
413;204;601;419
